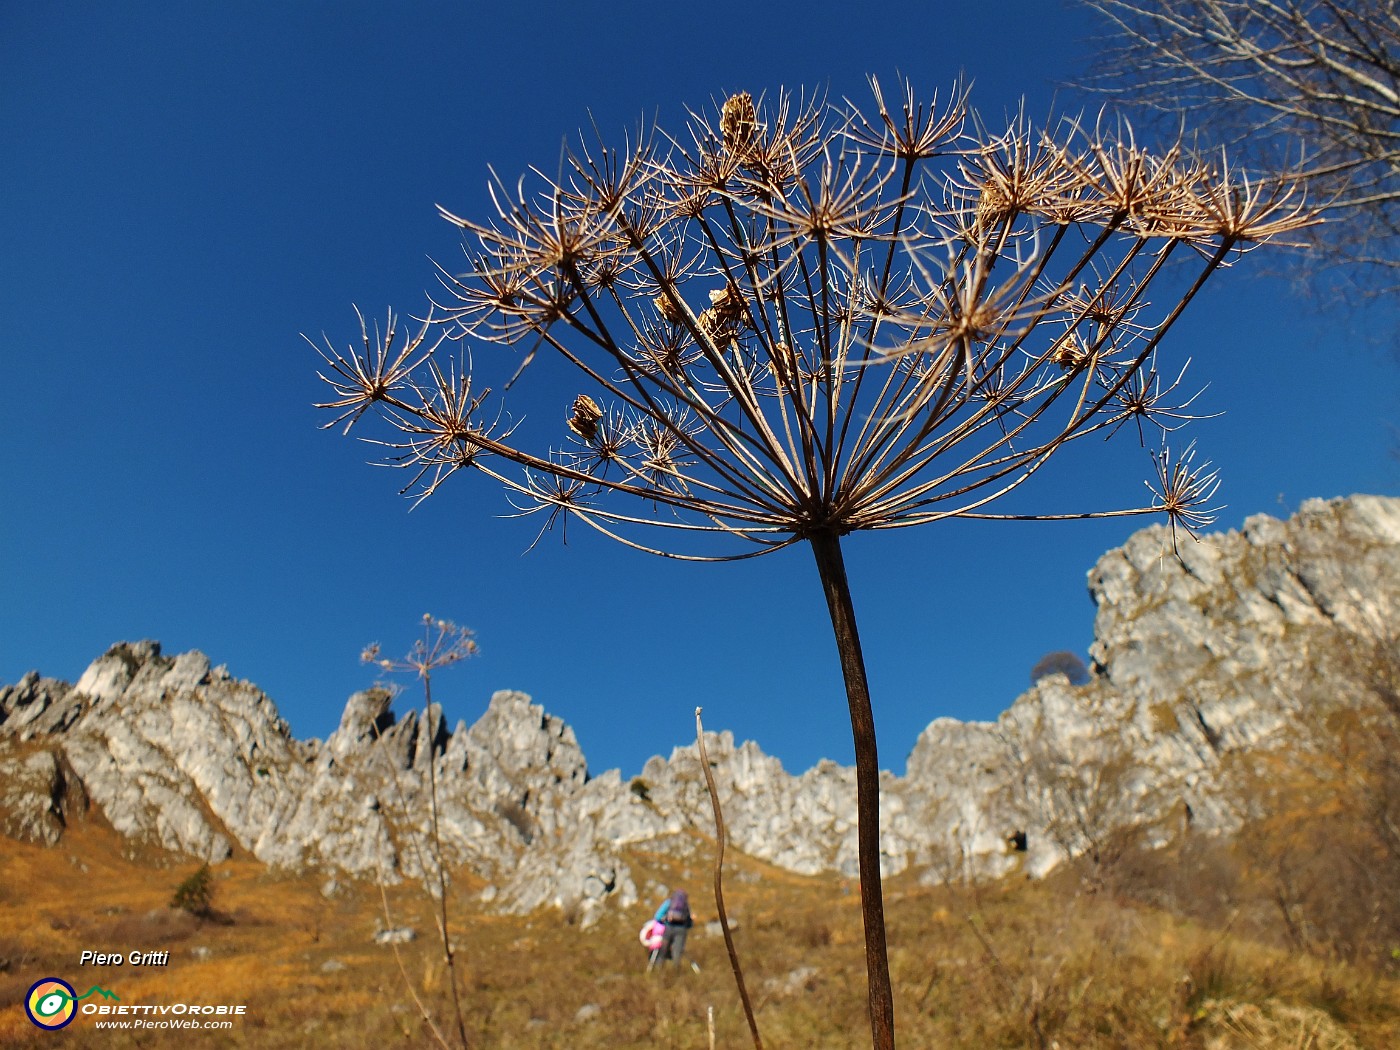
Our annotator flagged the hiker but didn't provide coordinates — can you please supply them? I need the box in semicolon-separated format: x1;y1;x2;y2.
654;889;693;968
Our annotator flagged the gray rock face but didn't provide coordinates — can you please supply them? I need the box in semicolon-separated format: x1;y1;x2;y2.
899;495;1400;881
0;748;88;845
3;495;1398;918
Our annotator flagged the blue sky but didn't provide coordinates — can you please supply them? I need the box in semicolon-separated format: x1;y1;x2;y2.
3;2;1396;780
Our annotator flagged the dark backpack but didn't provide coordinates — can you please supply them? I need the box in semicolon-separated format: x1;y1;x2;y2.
667;895;691;925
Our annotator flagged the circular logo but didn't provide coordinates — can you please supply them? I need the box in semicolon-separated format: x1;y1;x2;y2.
25;978;77;1030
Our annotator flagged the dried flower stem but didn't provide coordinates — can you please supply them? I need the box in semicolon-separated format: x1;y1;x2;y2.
696;707;763;1050
363;616;478;1050
808;529;893;1046
376;879;455;1050
421;673;470;1050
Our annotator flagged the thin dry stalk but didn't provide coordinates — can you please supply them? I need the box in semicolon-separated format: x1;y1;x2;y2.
362;704;461;1049
696;707;763;1050
362;616;479;1050
420;676;470;1050
370;740;470;1049
376;878;454;1050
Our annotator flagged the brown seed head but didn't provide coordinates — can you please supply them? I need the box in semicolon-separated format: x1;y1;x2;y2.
1051;334;1093;372
653;292;686;325
697;307;723;339
567;394;603;442
708;283;746;326
974;181;1016;233
720;92;758;154
699;283;748;341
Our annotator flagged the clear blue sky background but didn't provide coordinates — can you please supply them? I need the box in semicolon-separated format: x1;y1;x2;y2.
4;2;1395;779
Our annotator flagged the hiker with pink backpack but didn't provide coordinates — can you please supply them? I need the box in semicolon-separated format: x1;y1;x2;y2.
641;889;694;971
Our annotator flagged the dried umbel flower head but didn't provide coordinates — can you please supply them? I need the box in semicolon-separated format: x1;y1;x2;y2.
653;291;686;325
1050;332;1094;372
365;615;478;679
974;179;1016;233
317;74;1313;667
566;393;603;442
697;283;750;341
720;91;758;153
317;78;1312;1050
708;283;746;324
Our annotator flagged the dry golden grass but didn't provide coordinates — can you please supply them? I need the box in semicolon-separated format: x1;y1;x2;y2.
1;822;1397;1049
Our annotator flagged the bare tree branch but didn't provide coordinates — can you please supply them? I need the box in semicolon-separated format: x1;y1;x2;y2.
1081;0;1400;289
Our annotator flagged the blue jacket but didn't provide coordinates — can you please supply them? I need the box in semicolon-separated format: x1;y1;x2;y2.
656;895;693;927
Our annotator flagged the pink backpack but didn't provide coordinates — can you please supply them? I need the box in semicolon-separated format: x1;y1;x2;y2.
639;919;665;952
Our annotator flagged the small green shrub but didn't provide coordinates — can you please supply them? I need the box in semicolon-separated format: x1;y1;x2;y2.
170;863;215;919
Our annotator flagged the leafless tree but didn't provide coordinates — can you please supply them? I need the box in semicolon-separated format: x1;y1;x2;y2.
1013;730;1155;888
313;80;1309;1049
1030;649;1092;686
1082;0;1400;287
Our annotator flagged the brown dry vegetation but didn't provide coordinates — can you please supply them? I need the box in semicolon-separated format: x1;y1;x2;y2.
4;630;1398;1047
1;813;1397;1050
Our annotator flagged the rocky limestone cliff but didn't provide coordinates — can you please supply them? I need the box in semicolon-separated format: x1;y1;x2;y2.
3;494;1398;923
900;494;1400;881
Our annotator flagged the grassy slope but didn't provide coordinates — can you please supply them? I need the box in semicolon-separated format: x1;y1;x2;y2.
1;821;1396;1050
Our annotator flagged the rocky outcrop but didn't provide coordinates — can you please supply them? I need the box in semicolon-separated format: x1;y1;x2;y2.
3;495;1398;918
0;748;88;846
898;494;1400;881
